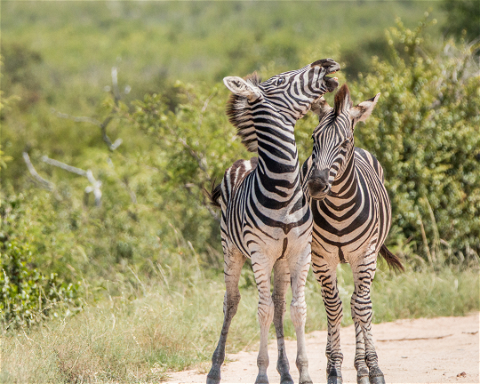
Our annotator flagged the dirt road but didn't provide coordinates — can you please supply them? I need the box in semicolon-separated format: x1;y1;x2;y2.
168;313;479;383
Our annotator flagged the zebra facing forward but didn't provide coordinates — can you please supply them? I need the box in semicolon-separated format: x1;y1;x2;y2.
302;84;403;384
207;59;340;384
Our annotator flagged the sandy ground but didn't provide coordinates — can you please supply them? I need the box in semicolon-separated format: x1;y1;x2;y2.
167;313;479;384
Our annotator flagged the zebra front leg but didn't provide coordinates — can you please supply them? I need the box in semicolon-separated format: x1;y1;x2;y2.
288;247;313;384
351;254;385;384
272;258;294;384
312;252;343;384
252;256;275;384
351;293;369;384
207;249;246;384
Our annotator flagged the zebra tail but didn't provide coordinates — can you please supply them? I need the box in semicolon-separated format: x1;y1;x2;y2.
379;244;405;272
204;180;222;208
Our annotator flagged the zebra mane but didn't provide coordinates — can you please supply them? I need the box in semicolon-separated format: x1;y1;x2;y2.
226;72;261;153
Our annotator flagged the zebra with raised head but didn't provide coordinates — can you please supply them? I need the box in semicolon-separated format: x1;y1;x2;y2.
302;84;403;384
207;59;340;384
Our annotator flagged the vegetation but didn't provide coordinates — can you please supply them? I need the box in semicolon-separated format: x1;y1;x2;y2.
343;18;480;262
1;1;479;383
441;0;480;41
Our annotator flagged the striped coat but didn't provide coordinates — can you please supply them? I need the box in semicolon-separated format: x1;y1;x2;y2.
302;84;403;384
207;59;340;384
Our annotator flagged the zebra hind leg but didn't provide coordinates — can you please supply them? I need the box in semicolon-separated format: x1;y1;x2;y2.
207;248;246;384
288;247;313;384
272;258;294;384
351;255;385;384
312;254;343;384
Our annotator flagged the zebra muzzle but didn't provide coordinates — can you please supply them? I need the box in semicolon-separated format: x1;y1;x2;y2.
306;168;331;200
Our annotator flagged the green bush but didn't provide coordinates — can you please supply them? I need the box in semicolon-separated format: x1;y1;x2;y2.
0;194;82;328
349;18;480;261
122;17;480;264
442;0;480;41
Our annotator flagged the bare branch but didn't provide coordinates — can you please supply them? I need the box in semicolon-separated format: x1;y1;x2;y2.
162;123;220;221
204;200;220;222
176;136;209;175
197;90;218;131
122;177;137;204
41;156;102;207
201;90;217;113
111;67;121;106
85;170;102;207
164;123;211;181
51;109;102;127
41;156;87;176
184;183;220;222
110;138;123;151
51;66;126;152
22;152;55;191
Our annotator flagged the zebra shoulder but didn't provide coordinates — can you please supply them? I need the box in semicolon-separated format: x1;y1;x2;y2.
354;147;385;183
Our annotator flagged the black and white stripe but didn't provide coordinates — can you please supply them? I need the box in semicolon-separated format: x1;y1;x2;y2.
302;84;403;384
207;59;340;384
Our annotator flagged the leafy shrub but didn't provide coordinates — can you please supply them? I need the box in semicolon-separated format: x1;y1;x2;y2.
442;0;480;41
127;83;249;259
0;194;82;328
126;17;480;265
349;18;480;261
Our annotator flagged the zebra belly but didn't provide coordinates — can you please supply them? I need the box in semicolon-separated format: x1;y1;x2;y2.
312;232;376;265
228;216;312;261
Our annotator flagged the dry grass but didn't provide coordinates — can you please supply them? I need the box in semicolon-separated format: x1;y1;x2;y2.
2;261;478;383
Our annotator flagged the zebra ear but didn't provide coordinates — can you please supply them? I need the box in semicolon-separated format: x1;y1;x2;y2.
223;76;263;102
311;97;332;121
350;93;381;123
334;84;353;116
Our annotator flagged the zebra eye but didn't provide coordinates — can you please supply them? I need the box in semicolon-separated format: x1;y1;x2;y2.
276;77;285;86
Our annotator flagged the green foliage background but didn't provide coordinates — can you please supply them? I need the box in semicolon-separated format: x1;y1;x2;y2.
1;1;479;382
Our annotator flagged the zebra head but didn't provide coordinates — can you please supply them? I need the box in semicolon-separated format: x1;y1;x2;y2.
223;59;340;152
305;84;380;200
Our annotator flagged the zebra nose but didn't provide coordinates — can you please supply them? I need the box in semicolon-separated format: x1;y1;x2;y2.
307;168;331;198
310;168;329;186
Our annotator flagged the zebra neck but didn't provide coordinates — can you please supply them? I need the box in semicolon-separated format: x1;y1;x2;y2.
329;152;358;200
254;114;301;187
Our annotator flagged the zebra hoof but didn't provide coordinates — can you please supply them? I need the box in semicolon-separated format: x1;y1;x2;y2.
327;376;343;384
279;372;294;384
369;375;385;384
299;374;313;384
255;374;269;384
206;370;221;384
357;375;370;384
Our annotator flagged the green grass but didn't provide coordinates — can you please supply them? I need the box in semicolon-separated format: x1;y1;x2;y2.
2;262;478;383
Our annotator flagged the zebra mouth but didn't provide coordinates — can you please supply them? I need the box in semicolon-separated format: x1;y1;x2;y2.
308;189;330;201
324;75;339;92
324;65;340;92
311;59;340;93
307;180;331;200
